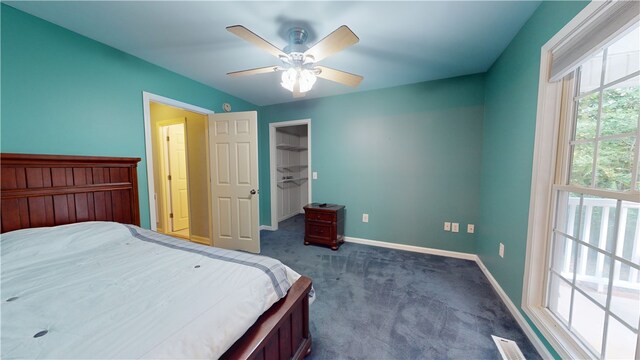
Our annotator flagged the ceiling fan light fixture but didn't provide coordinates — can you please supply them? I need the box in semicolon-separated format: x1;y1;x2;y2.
281;68;317;93
280;68;297;92
298;69;317;92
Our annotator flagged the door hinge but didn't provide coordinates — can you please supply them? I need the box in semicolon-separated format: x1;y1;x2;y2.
169;213;174;219
167;175;172;181
166;136;170;141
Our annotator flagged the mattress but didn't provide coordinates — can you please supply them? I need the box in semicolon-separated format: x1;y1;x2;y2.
1;221;300;359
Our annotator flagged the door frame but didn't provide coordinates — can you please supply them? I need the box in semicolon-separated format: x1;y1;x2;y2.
142;91;214;232
269;119;312;231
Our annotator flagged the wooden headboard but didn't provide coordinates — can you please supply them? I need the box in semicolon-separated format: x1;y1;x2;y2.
1;153;141;233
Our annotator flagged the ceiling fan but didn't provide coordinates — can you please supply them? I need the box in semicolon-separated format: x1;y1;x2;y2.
226;25;364;98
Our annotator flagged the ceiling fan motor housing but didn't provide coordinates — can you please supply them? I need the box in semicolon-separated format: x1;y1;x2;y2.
284;27;310;55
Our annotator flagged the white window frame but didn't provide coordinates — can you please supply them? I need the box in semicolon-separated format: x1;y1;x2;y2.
523;2;640;359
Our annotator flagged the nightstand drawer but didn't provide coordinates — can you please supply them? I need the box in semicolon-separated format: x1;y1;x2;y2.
306;222;332;238
305;211;335;222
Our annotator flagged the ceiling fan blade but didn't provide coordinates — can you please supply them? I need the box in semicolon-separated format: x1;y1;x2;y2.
315;66;363;87
304;25;359;62
226;25;287;58
227;66;281;77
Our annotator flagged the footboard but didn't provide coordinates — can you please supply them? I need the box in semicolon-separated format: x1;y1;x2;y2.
221;276;312;360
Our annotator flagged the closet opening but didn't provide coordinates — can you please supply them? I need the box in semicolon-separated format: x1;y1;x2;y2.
269;119;312;231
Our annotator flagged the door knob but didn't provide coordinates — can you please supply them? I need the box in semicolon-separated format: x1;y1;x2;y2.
250;189;257;195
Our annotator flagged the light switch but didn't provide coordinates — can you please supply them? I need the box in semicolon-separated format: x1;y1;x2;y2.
452;223;459;233
312;172;318;180
444;222;451;231
467;224;475;233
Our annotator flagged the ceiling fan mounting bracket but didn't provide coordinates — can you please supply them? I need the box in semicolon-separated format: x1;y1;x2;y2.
288;27;308;45
283;27;310;54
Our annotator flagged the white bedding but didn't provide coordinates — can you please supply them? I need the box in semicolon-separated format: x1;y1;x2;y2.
1;222;301;359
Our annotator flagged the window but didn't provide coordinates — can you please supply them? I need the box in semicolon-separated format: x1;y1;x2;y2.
539;20;639;360
524;2;639;358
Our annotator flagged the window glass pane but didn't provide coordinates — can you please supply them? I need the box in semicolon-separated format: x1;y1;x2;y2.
605;316;638;360
595;137;635;191
611;260;640;329
581;195;618;253
555;192;583;238
551;234;576;278
616;202;639;264
548;273;571;325
600;76;639;137
571;290;605;357
575;243;610;306
637;161;640;191
570;143;595;187
580;52;604;94
604;26;640;85
575;92;600;140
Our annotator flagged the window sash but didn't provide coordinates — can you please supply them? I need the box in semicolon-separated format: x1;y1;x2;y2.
562;57;640;194
546;188;639;358
554;184;640;203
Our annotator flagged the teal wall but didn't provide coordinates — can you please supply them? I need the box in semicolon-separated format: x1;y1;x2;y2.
477;1;589;357
260;75;485;254
1;5;257;228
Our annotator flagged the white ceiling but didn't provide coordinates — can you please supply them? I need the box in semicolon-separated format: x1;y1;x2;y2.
8;1;541;106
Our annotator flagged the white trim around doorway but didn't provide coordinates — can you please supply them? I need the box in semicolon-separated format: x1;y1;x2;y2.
269;119;312;231
142;91;214;231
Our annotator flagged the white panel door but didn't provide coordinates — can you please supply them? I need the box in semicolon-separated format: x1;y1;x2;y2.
167;123;190;232
208;111;260;253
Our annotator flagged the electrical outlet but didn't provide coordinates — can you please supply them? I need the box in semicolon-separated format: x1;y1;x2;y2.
467;224;475;233
312;172;318;180
452;223;459;233
444;222;451;231
499;243;505;258
362;213;369;223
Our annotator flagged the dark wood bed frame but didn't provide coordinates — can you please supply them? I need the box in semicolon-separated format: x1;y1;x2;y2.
0;153;312;360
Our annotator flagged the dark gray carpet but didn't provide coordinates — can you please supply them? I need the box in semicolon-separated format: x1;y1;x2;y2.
261;215;540;360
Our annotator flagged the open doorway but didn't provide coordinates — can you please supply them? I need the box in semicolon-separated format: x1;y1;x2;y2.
269;119;312;231
158;120;190;238
147;100;212;245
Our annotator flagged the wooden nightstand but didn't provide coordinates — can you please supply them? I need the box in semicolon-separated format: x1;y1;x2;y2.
303;203;345;250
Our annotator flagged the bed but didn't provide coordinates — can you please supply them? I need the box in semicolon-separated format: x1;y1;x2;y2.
0;153;312;360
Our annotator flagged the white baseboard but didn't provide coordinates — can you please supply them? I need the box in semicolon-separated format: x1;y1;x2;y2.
344;236;477;260
475;257;553;359
343;235;552;359
260;225;276;231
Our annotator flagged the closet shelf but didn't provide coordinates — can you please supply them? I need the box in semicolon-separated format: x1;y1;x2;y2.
276;144;307;151
278;177;309;184
277;165;309;172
